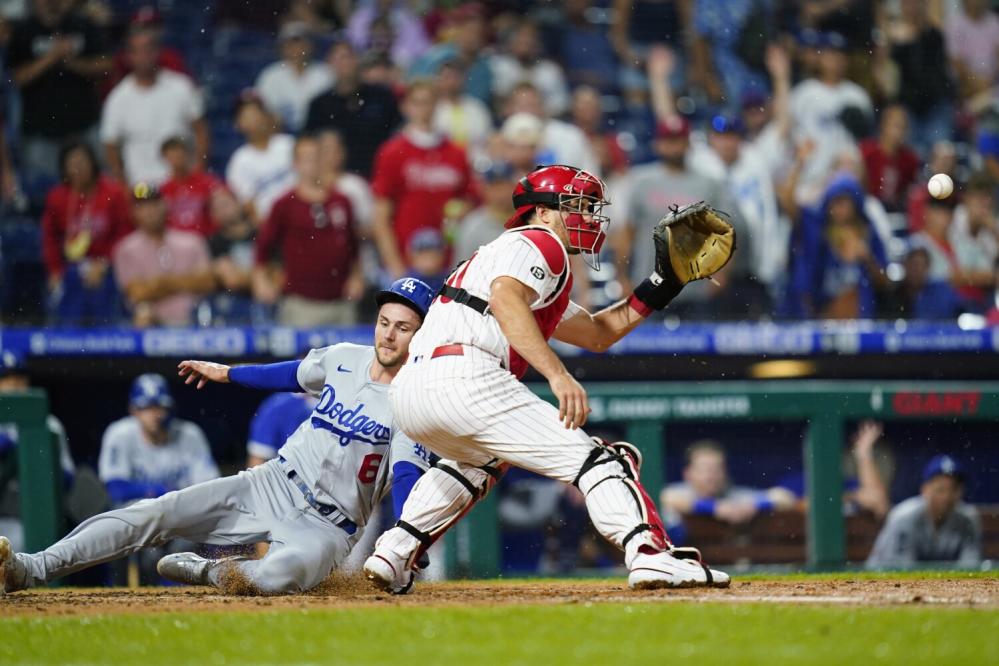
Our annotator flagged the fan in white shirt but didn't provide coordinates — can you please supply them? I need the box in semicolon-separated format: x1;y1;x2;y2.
490;19;570;117
254;22;333;133
503;82;599;177
225;92;296;225
788;33;873;206
101;31;207;186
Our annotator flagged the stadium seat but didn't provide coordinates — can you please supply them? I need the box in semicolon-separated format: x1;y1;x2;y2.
0;217;46;322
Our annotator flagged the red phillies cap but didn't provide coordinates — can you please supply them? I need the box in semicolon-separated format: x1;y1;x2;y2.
451;2;486;22
656;115;691;139
131;6;163;27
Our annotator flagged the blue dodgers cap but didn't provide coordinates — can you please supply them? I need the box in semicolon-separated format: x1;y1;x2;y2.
376;277;434;320
797;29;847;51
129;373;175;409
408;228;445;253
816;31;848;51
479;159;515;183
710;113;745;135
922;455;965;484
0;349;26;378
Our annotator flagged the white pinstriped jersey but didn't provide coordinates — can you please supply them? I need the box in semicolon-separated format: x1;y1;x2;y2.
409;225;580;378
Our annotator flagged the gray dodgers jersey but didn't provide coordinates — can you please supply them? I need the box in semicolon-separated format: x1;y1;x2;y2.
866;496;982;568
99;417;220;498
280;343;432;526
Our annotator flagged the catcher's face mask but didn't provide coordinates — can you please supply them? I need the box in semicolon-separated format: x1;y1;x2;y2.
558;179;609;269
509;165;610;270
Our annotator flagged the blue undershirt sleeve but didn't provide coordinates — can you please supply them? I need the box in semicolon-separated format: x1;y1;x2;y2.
228;361;303;392
391;461;425;520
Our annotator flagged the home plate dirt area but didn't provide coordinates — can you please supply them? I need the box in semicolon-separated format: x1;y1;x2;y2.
4;574;998;617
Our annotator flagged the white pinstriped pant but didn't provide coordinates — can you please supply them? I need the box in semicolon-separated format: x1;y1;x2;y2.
390;354;594;481
383;352;664;561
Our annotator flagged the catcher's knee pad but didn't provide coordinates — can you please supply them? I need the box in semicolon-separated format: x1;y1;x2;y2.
573;444;637;490
590;437;642;475
433;460;496;502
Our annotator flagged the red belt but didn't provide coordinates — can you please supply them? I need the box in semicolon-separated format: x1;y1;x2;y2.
430;344;465;359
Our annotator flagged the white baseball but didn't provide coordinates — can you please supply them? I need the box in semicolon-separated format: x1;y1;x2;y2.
928;173;954;199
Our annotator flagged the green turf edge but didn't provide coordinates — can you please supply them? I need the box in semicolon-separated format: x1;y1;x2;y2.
2;601;998;666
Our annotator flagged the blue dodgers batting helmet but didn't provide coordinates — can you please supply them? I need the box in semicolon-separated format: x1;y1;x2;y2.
375;277;434;320
129;373;175;410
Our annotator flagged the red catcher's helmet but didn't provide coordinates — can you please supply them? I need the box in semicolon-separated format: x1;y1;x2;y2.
505;164;610;268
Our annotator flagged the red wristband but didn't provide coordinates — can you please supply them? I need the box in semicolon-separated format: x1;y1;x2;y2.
627;293;653;318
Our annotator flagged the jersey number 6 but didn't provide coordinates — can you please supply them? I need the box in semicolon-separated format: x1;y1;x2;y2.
357;453;384;484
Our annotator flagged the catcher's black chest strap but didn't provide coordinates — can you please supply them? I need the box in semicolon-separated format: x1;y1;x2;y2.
438;283;491;315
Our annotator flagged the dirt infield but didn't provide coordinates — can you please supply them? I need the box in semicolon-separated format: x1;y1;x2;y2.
3;575;998;618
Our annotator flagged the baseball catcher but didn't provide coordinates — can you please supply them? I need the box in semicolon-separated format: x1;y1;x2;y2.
365;164;736;593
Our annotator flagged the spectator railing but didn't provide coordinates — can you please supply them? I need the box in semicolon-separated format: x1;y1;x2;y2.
446;380;999;577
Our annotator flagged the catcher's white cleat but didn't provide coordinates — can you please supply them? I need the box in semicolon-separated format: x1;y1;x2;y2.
362;552;415;595
627;546;731;590
0;535;29;595
156;552;249;587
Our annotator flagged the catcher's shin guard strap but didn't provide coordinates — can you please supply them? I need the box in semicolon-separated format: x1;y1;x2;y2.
479;462;503;481
622;523;653;549
437;462;482;500
396;520;433;550
572;447;619;487
632;273;683;312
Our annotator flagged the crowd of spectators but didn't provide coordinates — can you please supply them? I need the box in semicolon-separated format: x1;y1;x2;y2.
1;0;998;327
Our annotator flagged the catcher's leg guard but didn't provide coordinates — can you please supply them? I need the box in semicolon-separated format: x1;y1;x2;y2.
573;444;670;558
366;459;504;592
575;443;730;588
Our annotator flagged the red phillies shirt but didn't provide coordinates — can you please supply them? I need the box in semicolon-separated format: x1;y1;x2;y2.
370;132;473;259
255;189;358;301
41;176;133;279
160;171;222;237
859;139;920;211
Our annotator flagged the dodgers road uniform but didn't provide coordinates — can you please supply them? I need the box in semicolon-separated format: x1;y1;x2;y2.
8;344;430;594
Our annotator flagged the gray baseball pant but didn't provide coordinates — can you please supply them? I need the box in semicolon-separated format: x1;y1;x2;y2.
17;460;355;594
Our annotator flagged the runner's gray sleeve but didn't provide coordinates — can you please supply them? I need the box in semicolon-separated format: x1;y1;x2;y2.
296;345;342;396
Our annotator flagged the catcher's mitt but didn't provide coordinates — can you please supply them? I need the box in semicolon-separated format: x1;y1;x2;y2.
653;202;736;285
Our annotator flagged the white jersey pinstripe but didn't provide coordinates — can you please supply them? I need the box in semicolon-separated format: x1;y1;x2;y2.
410;225;579;375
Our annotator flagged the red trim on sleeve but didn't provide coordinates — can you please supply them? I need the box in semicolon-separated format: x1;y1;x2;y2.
627;293;653;318
519;229;566;275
